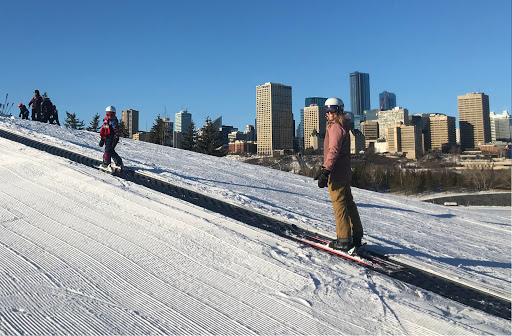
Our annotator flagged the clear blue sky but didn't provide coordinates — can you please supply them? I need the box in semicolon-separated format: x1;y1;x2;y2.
1;0;510;131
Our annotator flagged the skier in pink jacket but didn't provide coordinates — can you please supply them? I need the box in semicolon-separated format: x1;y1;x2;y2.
315;98;364;251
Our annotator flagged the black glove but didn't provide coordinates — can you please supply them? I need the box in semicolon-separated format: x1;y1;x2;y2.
314;168;330;188
99;139;105;147
112;137;119;148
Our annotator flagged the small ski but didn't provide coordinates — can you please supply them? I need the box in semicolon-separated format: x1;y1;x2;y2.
97;164;123;175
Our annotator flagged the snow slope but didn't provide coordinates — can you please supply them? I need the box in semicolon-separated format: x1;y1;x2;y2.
0;117;510;335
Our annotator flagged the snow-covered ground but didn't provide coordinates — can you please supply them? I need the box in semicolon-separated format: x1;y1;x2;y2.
0;117;510;335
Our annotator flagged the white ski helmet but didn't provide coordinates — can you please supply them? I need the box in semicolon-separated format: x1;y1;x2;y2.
325;98;344;113
105;106;116;113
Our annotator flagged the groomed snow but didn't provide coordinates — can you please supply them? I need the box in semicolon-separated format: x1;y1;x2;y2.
0;117;510;335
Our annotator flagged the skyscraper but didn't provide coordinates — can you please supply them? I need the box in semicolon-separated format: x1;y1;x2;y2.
429;114;456;151
458;93;491;150
489;111;511;142
378;107;409;140
303;104;326;151
256;82;293;155
175;109;192;133
350;71;370;117
122;109;139;139
379;91;396;110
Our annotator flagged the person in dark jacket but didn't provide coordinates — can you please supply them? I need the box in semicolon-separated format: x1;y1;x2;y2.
28;90;43;121
41;95;54;123
18;103;30;120
48;104;60;126
315;97;364;251
99;105;123;170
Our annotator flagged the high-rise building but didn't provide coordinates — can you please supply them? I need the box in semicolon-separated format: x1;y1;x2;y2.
360;120;379;140
429;114;456;151
122;109;139;138
161;118;174;146
350;71;370;117
378;107;409;140
303;104;326;152
386;124;422;160
305;97;327;108
379;91;396;110
490;111;511;142
175;109;192;133
458;92;491;150
256;82;293;155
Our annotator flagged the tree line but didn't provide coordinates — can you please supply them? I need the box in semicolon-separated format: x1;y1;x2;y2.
64;113;226;157
349;165;511;194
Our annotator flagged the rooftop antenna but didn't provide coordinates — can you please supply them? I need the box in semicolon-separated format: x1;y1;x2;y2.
163;105;168;119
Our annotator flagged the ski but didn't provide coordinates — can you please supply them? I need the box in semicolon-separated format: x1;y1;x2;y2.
284;231;375;268
97;164;123;175
282;226;404;273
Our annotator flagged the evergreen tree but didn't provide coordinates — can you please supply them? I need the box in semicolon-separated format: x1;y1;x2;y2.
118;120;129;138
87;113;101;132
64;111;85;130
181;121;197;151
196;116;225;156
148;115;167;145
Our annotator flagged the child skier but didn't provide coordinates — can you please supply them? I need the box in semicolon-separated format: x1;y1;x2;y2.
18;103;29;120
99;106;123;171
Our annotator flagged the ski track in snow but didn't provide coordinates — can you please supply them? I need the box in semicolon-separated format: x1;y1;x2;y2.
0;118;510;335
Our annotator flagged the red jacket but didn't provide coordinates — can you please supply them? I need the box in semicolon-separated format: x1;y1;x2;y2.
323;120;352;182
28;95;43;111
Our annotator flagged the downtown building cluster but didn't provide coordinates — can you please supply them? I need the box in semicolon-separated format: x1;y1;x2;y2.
267;72;510;161
120;73;510;161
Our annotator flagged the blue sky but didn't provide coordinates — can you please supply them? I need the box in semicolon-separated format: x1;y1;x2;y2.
1;0;510;131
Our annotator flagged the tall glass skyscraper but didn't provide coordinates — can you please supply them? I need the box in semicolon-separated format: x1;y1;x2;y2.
379;91;396;110
350;71;370;116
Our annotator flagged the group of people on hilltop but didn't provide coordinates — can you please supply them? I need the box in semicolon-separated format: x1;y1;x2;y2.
18;89;60;125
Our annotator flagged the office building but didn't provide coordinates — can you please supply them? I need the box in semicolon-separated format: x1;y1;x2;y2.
490;110;511;142
386;124;422;160
350;71;370;117
363;109;380;121
161;118;173;146
379;91;396;110
361;120;379;140
429;114;456;151
122;109;139;138
350;129;366;154
458;92;491;150
378;107;409;140
303;104;326;152
296;109;304;151
175;109;192;133
256;82;294;155
133;131;149;142
305;97;327;108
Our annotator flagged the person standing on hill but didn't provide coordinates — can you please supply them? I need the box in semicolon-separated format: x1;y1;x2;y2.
28;90;43;121
314;97;364;252
18;103;29;120
48;104;60;126
41;95;54;123
99;106;123;171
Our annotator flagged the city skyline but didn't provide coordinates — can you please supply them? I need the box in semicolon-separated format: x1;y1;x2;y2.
0;0;510;131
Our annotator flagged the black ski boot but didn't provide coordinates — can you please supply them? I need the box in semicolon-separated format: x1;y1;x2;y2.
352;236;362;249
329;239;353;251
